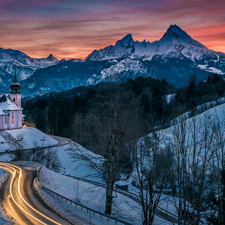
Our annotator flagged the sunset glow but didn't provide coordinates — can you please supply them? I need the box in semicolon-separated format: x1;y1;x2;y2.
1;0;225;59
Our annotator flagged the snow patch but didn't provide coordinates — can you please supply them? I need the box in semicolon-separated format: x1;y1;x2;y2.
0;127;58;151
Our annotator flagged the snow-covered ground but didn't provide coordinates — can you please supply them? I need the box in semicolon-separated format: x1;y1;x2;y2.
0;135;11;152
165;94;175;103
46;142;103;183
38;166;170;225
37;140;177;223
2;96;225;224
0;168;13;224
0;154;15;162
164;100;225;140
167;95;225;127
0;127;58;152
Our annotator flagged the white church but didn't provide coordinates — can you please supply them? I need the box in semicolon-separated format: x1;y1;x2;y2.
0;70;23;130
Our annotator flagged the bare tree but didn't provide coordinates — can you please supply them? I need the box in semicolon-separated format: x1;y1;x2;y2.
73;180;85;203
29;148;61;172
14;133;27;160
131;131;173;225
210;111;225;224
68;83;144;215
189;115;215;224
169;113;215;225
169;115;190;225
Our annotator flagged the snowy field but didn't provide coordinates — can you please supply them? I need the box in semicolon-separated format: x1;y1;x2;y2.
168;95;225;127
50;142;103;183
0;154;15;162
38;166;170;225
0;127;58;152
0;168;13;224
0;135;11;152
162;100;225;143
2;98;225;224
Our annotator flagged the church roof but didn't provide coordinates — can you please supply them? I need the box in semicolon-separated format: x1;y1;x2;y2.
0;94;22;111
0;108;7;116
12;68;19;83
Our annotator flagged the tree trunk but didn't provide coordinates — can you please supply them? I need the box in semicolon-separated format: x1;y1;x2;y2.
105;181;114;215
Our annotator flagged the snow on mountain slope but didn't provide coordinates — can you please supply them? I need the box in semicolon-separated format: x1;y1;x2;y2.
5;24;224;95
87;34;135;61
86;59;147;85
157;100;225;150
86;24;221;63
0;48;58;81
83;24;225;88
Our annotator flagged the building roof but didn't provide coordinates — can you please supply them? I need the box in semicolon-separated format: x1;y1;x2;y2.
115;180;128;186
0;107;7;116
12;67;19;83
0;94;22;111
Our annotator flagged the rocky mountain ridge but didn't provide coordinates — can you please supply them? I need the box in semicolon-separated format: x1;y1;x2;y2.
1;24;225;95
86;25;225;63
0;48;58;91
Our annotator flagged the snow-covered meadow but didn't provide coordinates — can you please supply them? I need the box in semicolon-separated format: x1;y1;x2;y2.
31;100;225;224
37;165;170;225
0;127;58;152
2;97;225;224
0;168;13;224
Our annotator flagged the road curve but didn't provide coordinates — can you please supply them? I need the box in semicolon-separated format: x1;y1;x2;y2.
0;162;71;225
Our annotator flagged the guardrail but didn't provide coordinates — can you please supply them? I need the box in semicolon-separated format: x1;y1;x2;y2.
36;166;132;225
64;174;179;222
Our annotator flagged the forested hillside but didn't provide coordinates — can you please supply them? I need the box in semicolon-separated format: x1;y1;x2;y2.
23;73;225;153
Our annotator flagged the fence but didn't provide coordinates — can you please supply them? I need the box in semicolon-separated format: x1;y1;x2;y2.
64;174;179;223
36;166;132;225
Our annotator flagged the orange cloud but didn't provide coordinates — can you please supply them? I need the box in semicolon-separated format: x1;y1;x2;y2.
0;0;224;59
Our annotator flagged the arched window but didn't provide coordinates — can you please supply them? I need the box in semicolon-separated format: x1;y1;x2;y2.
5;117;7;124
12;115;14;123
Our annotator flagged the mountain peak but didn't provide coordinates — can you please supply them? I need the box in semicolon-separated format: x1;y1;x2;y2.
168;24;183;32
162;24;191;40
116;34;134;48
47;54;57;61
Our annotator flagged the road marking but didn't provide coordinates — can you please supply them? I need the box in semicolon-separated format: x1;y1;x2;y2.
0;163;61;225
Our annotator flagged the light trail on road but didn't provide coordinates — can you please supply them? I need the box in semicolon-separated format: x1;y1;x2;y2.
0;162;63;225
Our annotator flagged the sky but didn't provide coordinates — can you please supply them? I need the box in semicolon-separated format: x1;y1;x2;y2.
0;0;225;60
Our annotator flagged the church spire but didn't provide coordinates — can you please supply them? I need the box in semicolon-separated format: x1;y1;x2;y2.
10;66;21;94
12;66;19;83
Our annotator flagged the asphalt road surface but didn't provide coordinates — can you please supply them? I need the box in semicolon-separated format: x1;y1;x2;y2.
0;162;71;225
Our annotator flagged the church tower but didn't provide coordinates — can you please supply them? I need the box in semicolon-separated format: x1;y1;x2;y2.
10;67;21;107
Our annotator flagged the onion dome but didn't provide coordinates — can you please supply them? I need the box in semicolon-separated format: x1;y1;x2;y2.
10;67;21;94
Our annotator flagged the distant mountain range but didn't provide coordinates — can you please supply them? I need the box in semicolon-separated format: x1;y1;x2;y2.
1;24;225;95
0;48;58;91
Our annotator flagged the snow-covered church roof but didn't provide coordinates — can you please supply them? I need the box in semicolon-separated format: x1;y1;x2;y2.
0;107;7;116
0;94;22;113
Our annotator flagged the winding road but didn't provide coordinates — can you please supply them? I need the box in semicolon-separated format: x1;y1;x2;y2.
0;162;71;225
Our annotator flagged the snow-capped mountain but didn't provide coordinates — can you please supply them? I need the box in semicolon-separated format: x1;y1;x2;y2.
3;24;225;95
0;48;58;91
86;24;224;63
84;24;225;87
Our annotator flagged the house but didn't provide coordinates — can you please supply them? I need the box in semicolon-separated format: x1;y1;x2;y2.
0;70;23;130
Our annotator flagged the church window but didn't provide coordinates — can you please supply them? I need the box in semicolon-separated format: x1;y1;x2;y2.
12;115;14;123
13;98;15;102
5;117;7;124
